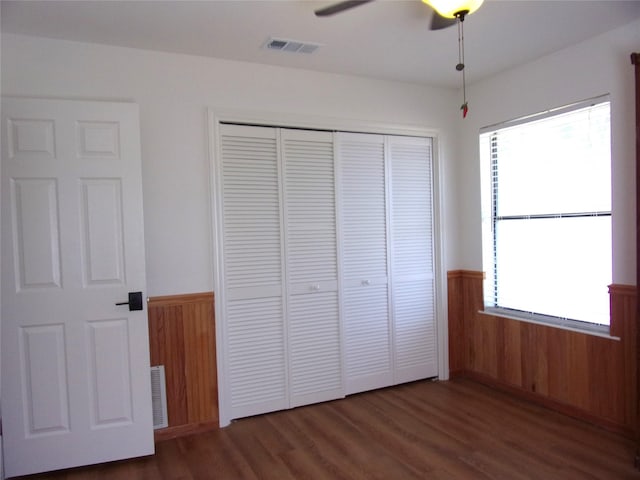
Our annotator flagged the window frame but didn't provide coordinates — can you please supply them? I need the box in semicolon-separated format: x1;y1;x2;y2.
479;95;613;335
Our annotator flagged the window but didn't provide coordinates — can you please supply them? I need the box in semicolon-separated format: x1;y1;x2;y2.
480;97;611;328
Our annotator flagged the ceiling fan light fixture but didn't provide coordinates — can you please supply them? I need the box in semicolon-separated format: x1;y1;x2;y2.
422;0;484;19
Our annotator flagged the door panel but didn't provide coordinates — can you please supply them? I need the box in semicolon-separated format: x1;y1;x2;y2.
11;178;62;290
388;136;437;383
7;118;56;161
288;291;341;406
86;318;133;427
226;296;287;418
76;121;121;159
393;278;437;383
282;129;342;407
1;98;153;478
20;324;70;436
343;284;393;394
79;179;125;286
218;125;288;419
337;132;393;394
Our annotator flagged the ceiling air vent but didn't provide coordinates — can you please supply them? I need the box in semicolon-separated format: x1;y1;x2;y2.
264;37;322;54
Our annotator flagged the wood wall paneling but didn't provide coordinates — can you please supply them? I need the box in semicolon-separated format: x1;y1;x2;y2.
612;285;639;434
147;292;217;441
447;270;484;376
448;271;637;437
446;271;465;374
146;276;635;441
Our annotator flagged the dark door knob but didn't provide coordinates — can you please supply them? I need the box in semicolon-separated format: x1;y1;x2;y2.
115;291;144;311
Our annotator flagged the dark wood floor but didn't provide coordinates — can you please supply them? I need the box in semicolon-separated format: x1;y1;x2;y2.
19;378;640;479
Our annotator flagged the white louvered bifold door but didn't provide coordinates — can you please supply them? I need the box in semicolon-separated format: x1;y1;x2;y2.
218;124;288;420
282;129;343;408
337;132;393;395
388;136;438;383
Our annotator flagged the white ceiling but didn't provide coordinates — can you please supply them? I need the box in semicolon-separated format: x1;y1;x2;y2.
2;0;640;88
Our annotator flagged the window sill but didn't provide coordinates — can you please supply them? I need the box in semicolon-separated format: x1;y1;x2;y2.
478;308;619;341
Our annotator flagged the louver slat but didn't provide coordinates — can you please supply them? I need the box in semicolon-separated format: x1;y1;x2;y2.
282;129;342;407
389;137;437;383
219;125;287;419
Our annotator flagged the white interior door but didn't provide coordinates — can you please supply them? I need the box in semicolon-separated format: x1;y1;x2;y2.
1;98;154;478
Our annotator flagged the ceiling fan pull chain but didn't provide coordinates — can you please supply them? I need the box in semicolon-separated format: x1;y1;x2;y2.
456;13;469;118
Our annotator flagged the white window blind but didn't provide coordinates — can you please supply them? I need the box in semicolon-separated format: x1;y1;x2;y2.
480;98;612;327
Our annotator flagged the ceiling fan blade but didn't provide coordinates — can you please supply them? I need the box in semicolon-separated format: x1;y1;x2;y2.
315;0;375;17
430;12;457;30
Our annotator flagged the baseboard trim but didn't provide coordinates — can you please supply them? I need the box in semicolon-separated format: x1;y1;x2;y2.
154;420;219;443
449;369;466;379
457;370;633;439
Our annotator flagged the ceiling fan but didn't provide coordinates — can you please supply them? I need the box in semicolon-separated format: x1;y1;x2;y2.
315;0;485;30
315;0;486;117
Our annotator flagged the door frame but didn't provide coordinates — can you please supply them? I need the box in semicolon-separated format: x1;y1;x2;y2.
630;51;639;468
207;108;449;427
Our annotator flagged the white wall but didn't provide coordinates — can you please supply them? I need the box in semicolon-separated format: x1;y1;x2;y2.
1;33;459;296
3;17;638;292
455;18;640;286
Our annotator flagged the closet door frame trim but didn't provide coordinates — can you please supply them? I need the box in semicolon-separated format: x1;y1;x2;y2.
208;108;449;428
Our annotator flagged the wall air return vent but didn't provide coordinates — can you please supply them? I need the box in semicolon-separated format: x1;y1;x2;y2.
150;365;168;429
263;37;322;54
